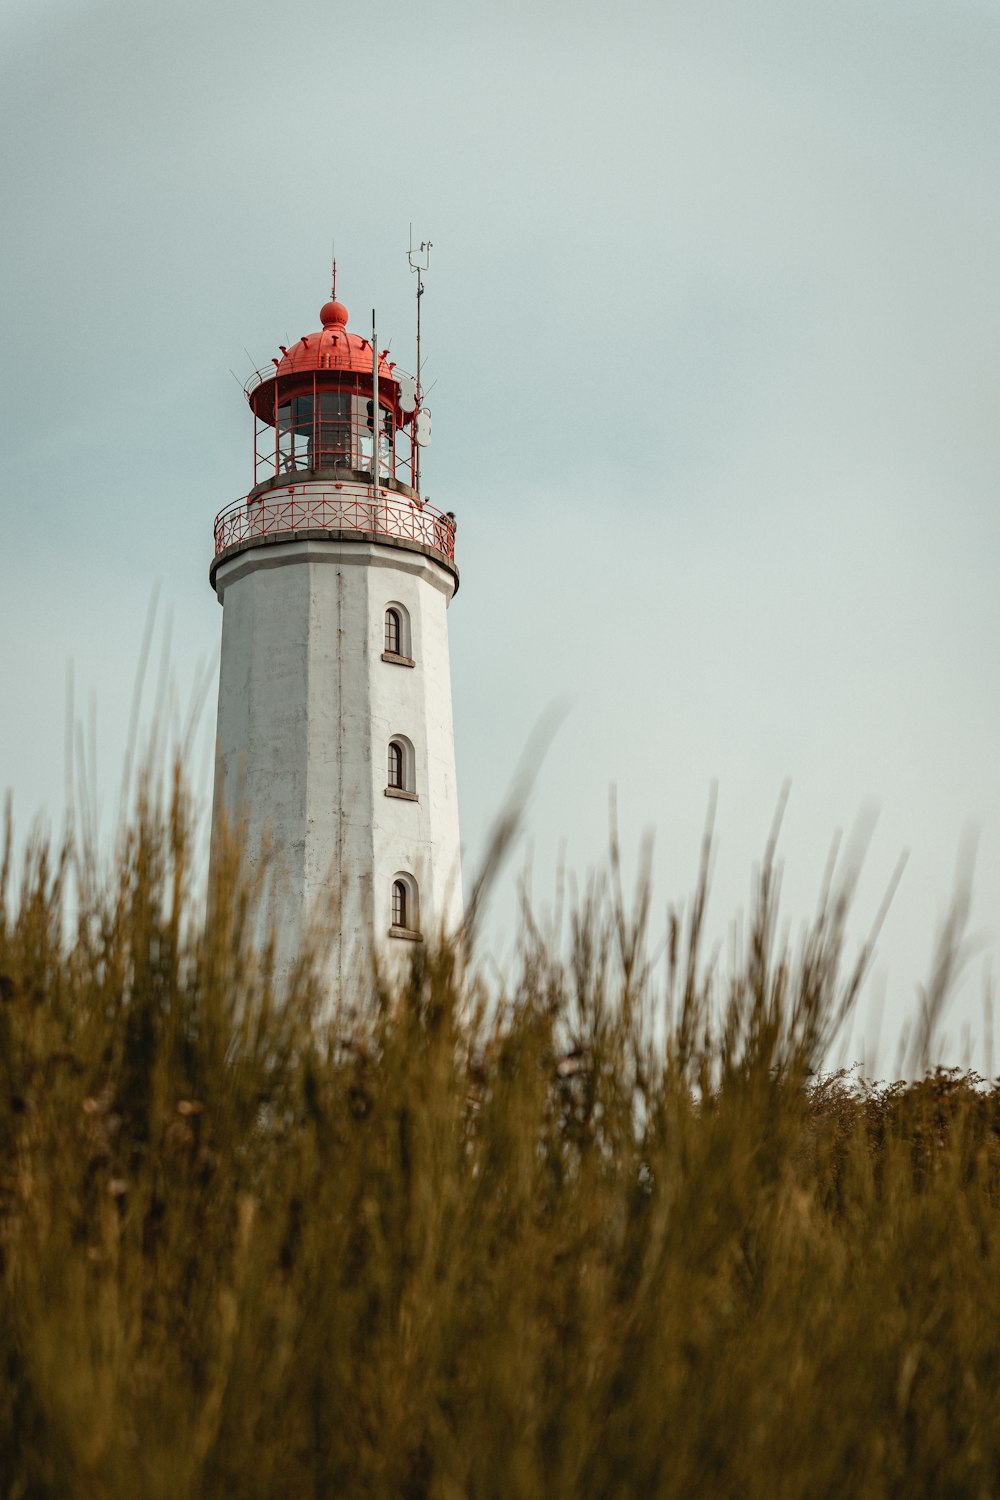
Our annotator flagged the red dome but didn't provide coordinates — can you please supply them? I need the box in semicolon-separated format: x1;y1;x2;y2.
272;299;394;382
247;289;407;429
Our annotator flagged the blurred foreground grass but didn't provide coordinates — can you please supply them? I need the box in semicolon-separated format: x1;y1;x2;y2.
1;766;998;1499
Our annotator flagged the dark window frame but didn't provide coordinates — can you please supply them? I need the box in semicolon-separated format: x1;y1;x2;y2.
392;879;407;928
388;741;404;790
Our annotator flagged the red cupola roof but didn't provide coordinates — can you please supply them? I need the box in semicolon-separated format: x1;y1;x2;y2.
272;296;396;381
247;292;399;421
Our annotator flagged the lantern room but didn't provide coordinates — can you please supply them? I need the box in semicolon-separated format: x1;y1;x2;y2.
245;294;421;492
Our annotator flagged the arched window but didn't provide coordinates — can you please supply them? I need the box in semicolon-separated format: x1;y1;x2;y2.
387;741;403;790
391;879;407;929
382;602;413;664
390;873;420;936
386;736;416;798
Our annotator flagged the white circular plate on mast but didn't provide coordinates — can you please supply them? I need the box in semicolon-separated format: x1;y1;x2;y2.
398;375;417;413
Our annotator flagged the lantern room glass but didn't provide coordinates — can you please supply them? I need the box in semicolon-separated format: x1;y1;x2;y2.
276;392;353;474
273;389;395;478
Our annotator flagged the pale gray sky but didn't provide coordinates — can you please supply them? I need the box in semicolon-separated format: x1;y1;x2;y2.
1;0;998;1070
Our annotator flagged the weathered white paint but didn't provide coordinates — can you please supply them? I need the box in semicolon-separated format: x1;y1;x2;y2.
211;504;462;999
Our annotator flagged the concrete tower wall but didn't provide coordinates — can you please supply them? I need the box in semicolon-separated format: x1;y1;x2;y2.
212;535;461;991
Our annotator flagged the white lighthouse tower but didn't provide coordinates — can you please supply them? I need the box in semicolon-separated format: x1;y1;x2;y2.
209;269;462;990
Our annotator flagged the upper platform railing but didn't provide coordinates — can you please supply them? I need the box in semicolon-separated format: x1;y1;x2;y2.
213;485;457;567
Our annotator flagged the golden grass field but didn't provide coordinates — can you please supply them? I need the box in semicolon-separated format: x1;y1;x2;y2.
0;765;997;1498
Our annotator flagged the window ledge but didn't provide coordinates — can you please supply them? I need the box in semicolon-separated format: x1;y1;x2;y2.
381;651;415;668
385;786;418;802
389;925;423;942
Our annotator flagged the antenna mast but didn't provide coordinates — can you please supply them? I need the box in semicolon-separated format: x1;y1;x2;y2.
407;226;432;495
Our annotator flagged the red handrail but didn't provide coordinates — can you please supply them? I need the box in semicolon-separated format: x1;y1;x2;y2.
213;488;457;565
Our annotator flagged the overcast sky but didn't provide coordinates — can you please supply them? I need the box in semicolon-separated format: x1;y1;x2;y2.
1;0;997;1071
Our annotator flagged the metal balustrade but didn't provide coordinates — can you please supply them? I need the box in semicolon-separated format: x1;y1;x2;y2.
213;487;457;565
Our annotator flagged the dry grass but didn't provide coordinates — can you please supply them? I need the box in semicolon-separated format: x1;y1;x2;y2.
0;765;998;1498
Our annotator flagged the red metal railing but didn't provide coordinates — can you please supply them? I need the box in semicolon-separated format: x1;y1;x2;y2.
213;488;457;565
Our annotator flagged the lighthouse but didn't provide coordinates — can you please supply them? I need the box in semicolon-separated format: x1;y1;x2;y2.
209;269;462;990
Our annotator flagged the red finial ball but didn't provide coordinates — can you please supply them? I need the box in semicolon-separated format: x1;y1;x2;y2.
320;298;349;328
